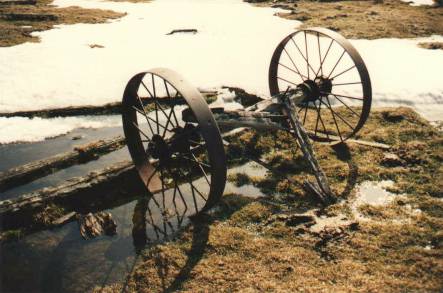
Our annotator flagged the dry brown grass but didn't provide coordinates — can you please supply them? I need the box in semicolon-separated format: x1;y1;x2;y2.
0;0;127;46
255;0;443;39
97;107;443;292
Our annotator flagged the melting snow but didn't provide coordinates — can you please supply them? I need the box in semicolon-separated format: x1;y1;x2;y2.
0;0;442;143
351;180;401;221
0;115;121;144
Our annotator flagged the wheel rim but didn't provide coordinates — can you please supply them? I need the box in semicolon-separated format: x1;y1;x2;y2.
122;68;226;212
269;27;372;143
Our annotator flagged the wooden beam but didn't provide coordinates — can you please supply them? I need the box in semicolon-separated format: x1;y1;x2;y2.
0;161;136;216
0;136;126;192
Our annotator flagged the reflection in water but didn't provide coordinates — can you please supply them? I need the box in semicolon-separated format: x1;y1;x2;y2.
0;176;206;293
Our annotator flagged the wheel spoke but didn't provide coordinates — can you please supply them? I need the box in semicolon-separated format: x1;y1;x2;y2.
327;50;346;79
314;101;321;137
277;76;299;87
170;170;189;213
178;168;203;213
332;82;361;86
141;80;154;98
303;105;308;125
330;94;360;117
317;32;323;77
304;31;310;79
132;121;152;142
164;80;180;128
323;96;343;141
314;99;330;139
290;36;316;78
143;111;172;133
190;152;211;186
179;154;211;168
154;98;160;134
151;73;156;98
283;48;307;81
166;125;200;146
329;65;356;80
162;106;176;138
315;38;334;77
160;169;166;209
135;95;155;135
320;99;355;132
320;92;363;101
279;63;306;81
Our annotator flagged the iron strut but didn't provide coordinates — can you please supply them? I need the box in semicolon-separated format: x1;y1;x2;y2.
208;84;337;205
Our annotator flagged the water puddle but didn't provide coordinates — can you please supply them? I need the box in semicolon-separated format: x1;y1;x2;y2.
225;161;268;199
351;180;400;221
0;179;206;292
1;134;267;292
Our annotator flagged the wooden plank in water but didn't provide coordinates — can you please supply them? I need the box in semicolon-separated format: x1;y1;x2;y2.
0;136;126;192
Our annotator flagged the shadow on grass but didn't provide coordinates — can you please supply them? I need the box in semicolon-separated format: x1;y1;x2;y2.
331;143;358;199
115;192;251;293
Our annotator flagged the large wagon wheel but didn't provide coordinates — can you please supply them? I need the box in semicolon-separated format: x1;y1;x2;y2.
269;27;372;143
122;68;226;212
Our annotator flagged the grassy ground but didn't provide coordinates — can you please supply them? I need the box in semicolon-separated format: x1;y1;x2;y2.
250;0;443;39
0;0;134;47
96;107;443;292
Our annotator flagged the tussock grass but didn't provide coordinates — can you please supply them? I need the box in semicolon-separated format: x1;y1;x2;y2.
97;107;443;292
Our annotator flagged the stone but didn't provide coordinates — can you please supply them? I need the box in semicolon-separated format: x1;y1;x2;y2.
286;214;315;227
77;212;117;239
381;153;403;167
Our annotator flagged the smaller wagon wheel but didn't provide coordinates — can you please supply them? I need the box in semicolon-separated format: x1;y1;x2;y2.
122;68;226;212
269;27;372;143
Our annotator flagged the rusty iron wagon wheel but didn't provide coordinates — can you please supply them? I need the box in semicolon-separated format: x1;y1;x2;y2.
122;68;227;212
269;27;372;144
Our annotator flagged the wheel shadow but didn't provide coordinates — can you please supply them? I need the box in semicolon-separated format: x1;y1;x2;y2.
330;142;358;199
117;189;247;293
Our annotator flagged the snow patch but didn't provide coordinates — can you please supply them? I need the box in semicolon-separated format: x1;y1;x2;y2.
0;0;442;143
0;115;121;144
354;180;396;206
351;180;401;221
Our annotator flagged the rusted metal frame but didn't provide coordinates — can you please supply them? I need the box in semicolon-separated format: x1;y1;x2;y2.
282;94;337;205
122;68;227;212
269;27;372;144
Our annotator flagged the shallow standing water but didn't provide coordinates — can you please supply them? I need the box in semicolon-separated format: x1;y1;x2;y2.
0;124;268;292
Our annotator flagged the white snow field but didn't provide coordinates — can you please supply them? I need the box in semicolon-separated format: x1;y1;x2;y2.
0;0;442;143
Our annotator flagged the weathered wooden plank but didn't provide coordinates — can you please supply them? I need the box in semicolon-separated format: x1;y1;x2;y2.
0;91;217;118
0;102;122;118
0;136;126;192
0;160;136;215
306;131;391;149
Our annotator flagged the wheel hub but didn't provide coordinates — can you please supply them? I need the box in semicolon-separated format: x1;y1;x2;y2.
300;76;332;103
148;135;171;162
147;124;199;165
